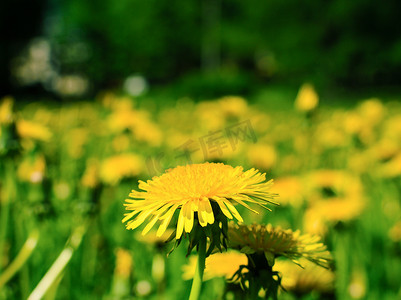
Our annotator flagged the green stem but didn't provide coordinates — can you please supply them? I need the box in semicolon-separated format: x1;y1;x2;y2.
0;160;15;273
0;229;39;288
189;237;206;300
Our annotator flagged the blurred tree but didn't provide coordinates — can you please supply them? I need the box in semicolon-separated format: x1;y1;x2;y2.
3;0;401;96
0;0;46;97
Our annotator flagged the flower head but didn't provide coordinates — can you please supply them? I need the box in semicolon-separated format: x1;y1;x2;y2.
228;223;331;268
182;251;248;281
294;83;319;112
275;259;335;294
100;153;143;185
122;163;277;240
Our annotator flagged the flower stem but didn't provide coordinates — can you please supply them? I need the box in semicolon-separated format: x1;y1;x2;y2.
189;237;206;300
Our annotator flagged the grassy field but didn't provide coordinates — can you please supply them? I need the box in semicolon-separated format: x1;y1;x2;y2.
1;86;401;299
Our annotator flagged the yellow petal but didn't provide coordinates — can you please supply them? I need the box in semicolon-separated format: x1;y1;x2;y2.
156;204;178;237
122;210;140;223
176;208;185;239
211;197;233;219
127;209;154;230
184;203;194;233
142;214;160;235
199;199;214;225
223;200;244;222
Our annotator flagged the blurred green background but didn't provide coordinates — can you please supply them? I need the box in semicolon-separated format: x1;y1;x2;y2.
2;0;401;99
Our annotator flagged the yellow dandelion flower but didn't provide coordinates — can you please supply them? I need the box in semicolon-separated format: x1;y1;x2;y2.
0;96;14;124
275;259;335;294
16;119;52;141
357;98;385;126
246;144;277;171
100;153;142;185
270;176;303;207
389;221;401;242
348;269;367;299
114;248;133;279
17;155;46;183
294;83;319;112
123;163;277;240
303;198;365;235
228;223;331;268
218;96;248;117
182;251;248;281
81;159;100;188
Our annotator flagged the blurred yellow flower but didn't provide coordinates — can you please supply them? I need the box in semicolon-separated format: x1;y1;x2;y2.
228;223;331;268
16;119;52;141
270;176;303;207
275;259;335;294
100;153;142;185
305;170;364;204
81;159;100;188
294;83;319;112
389;221;401;242
246;144;277;171
377;152;401;178
17;155;46;183
348;269;367;299
182;251;247;281
219;96;248;118
0;96;14;124
114;248;132;279
358;98;385;126
123;163;277;239
304;198;365;235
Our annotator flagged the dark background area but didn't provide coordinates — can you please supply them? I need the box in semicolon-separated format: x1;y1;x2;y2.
2;0;401;99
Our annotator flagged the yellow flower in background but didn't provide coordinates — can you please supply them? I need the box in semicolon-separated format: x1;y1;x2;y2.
81;159;100;188
270;176;304;207
305;170;364;203
228;223;331;268
357;98;385;126
182;251;248;281
219;96;248;118
100;153;142;185
17;155;46;183
303;198;365;235
348;269;367;299
377;152;401;178
123;163;277;239
0;96;14;124
275;259;335;294
246;144;277;171
389;221;401;242
16;119;52;141
294;83;319;112
114;248;133;279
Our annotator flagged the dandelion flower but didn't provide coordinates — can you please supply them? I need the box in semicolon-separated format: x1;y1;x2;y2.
16;119;52;142
182;251;248;281
100;153;142;185
17;154;46;183
275;259;335;294
122;163;277;240
294;83;319;112
228;223;331;268
0;96;14;124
